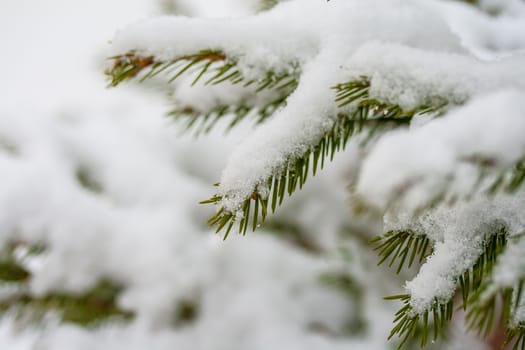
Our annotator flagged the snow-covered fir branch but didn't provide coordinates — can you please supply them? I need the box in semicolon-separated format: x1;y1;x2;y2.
1;0;524;349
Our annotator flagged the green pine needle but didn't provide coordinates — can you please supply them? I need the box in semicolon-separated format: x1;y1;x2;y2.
108;51;300;135
107;50;227;87
459;225;507;311
385;294;453;349
371;230;432;274
167;93;292;136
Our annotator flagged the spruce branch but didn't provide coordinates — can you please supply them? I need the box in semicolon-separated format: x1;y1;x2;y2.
462;232;524;342
366;156;525;219
106;50;227;87
464;279;525;349
107;50;298;91
167;84;295;136
384;224;510;348
202;78;446;237
334;79;445;118
107;50;299;134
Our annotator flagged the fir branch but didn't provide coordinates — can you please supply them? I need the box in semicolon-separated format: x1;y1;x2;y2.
334;79;445;118
106;50;227;87
370;230;433;274
167;86;293;136
108;51;299;134
368;156;525;218
202;78;445;237
461;229;521;341
384;224;508;348
106;50;299;92
465;280;525;349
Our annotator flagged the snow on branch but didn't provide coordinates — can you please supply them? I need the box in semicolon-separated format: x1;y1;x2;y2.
110;0;463;75
342;43;525;111
107;50;299;135
109;0;473;236
105;0;525;348
205;74;444;238
357;90;525;213
381;192;525;346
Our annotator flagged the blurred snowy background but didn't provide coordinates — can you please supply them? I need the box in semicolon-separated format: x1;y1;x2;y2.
0;0;523;349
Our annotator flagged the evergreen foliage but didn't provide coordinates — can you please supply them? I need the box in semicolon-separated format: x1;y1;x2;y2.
108;61;448;240
5;0;524;348
377;224;514;349
103;0;525;348
107;51;299;135
371;230;432;274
